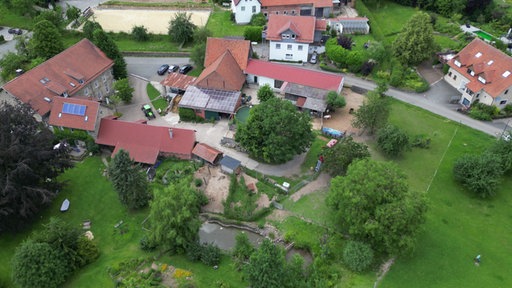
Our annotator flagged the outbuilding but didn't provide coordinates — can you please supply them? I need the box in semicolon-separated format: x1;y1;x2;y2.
219;155;242;174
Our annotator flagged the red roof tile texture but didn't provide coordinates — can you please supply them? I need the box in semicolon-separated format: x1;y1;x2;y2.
204;38;251;70
260;0;332;7
315;19;327;31
2;39;114;116
448;38;512;98
192;143;223;164
95;118;196;164
266;14;316;43
245;59;343;91
48;97;99;131
195;50;246;91
160;73;197;90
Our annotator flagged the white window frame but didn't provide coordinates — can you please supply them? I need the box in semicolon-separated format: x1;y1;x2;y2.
287;44;292;50
276;43;281;49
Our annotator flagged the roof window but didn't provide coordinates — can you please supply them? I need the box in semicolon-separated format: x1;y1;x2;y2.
478;76;486;84
487;60;494;65
454;60;461;67
475;52;482;58
503;71;511;78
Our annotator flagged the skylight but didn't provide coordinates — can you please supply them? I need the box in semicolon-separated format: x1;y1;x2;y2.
487;60;494;65
475;52;482;58
503;71;511;78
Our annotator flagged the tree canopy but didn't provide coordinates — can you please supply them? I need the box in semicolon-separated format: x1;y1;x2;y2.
236;97;314;164
148;181;203;253
108;150;150;209
168;12;196;44
114;78;134;103
351;93;390;135
326;91;346;110
0;103;71;233
30;20;64;60
321;136;370;176
327;159;428;255
453;153;503;198
376;124;410;157
92;28;127;79
256;84;275;102
392;12;436;66
131;25;150;42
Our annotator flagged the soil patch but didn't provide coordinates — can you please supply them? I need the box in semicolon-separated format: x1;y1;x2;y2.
195;166;230;214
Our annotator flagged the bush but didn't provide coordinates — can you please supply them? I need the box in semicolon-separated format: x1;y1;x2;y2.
131;25;149;42
503;104;512;114
411;134;431;149
469;109;492;121
342;241;374;272
377;124;410;157
140;235;157;252
453;153;503;198
0;35;5;43
76;236;100;265
194;178;203;187
389;64;405;87
244;26;262;42
250;13;266;26
179;108;204;122
186;242;221;266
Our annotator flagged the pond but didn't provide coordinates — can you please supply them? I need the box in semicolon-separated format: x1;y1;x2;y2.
199;222;313;265
235;106;251;124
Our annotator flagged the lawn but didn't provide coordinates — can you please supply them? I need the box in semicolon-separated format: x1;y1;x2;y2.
146;83;168;112
206;10;246;38
363;0;417;43
282;190;333;226
0;5;33;29
301;133;329;173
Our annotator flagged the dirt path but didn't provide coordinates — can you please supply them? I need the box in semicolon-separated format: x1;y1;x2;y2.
290;173;331;202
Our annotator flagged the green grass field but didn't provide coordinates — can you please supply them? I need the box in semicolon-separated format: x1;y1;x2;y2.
146;83;168;111
206;10;246;38
364;1;417;43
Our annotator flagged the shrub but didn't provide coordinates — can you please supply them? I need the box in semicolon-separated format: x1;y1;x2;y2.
360;60;375;76
0;35;5;43
179;108;204;122
503;104;512;114
186;242;203;262
389;64;405;87
411;134;431;149
469;109;492;121
453;153;503;198
337;35;353;50
342;241;374;272
140;235;157;252
244;26;262;42
131;25;149;42
76;236;100;265
194;178;203;187
201;242;222;266
249;13;266;26
377;124;410;157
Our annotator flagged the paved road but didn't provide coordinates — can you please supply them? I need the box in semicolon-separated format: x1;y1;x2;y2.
125;56;192;81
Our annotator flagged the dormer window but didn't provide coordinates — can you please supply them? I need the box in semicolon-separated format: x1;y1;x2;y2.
478;76;486;84
282;34;290;39
467;68;474;76
454;60;461;67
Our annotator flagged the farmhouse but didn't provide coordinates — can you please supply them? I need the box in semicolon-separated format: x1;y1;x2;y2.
444;38;512;109
1;39;115;120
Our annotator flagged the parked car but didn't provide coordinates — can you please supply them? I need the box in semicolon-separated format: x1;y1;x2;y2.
168;65;179;73
8;28;22;35
141;104;156;119
309;52;318;64
179;64;193;74
157;64;169;75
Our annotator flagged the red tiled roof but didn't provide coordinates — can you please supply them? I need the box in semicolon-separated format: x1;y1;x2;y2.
192;143;223;164
204;38;251;70
95;118;196;164
245;59;343;91
315;19;327;31
48;97;99;131
195;50;246;91
448;38;512;98
266;15;316;43
2;39;114;116
260;0;332;8
160;73;197;90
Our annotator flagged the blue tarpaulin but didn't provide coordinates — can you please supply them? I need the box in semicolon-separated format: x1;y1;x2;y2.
322;127;344;138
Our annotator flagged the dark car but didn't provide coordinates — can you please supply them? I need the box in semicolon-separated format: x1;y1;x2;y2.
157;64;169;75
141;104;156;119
168;65;179;73
8;28;22;35
179;64;193;74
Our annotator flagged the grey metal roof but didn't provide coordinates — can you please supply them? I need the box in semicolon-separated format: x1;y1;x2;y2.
179;86;241;114
284;83;328;111
220;155;241;170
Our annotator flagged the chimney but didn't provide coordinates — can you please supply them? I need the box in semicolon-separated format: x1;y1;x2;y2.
169;128;173;139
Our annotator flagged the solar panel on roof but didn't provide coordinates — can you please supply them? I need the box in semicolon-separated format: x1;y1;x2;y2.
62;102;86;116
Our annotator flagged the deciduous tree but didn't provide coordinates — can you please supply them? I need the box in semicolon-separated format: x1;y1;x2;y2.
352;93;390;134
0;103;71;233
83;21;103;40
92;28;127;79
327;159;428;255
322;136;370;176
148;182;203;253
392;12;436;66
131;25;149;42
326;91;346;110
108;149;150;209
236;97;314;164
168;12;196;44
232;232;255;270
453;153;503;198
30;20;64;60
191;43;206;70
114;78;134;103
342;241;374;272
377;124;410;157
256;84;275;102
244;239;286;288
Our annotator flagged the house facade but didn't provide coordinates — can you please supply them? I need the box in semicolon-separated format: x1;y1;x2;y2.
232;0;261;24
444;38;512;109
1;39;115;119
265;15;326;62
260;0;332;18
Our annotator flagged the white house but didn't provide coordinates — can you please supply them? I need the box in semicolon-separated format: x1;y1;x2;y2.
231;0;261;24
444;38;512;109
264;14;325;62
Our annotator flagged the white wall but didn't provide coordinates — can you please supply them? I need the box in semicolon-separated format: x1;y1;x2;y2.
233;0;260;24
269;41;309;62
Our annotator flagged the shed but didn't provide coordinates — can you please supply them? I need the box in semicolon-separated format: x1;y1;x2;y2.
192;143;223;165
220;155;242;174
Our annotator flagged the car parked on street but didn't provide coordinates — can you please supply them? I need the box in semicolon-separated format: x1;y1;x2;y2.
168;65;179;73
157;64;169;75
8;28;22;35
179;64;193;74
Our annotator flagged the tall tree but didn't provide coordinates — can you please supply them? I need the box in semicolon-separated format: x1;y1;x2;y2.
193;26;212;44
327;159;428;255
34;9;64;29
131;25;150;42
326;91;346;110
83;21;103;40
392;12;436;66
190;43;206;70
244;239;286;288
92;29;127;79
30;20;64;60
114;78;134;103
148;182;202;253
352;93;390;135
236;97;315;164
232;232;255;270
168;12;196;44
322;136;370;176
107;149;150;209
0;103;71;233
66;5;81;23
0;52;26;80
12;241;70;288
256;84;275;102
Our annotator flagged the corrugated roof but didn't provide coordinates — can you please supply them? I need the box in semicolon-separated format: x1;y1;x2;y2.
266;15;316;43
245;59;343;91
179;86;242;114
2;39;114;116
95;118;195;164
192;143;223;164
204;38;251;70
195;50;246;91
160;73;197;90
48;97;100;131
448;38;512;97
